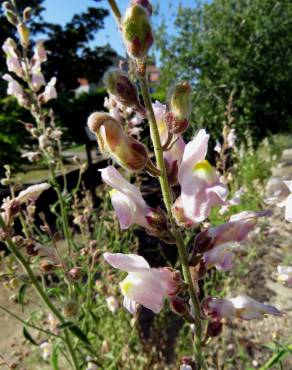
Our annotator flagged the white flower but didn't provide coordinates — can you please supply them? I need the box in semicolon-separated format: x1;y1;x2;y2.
277;266;292;287
16;183;50;203
106;296;119;313
40;341;52;360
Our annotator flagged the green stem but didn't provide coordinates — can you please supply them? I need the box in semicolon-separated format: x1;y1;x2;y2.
138;72;205;369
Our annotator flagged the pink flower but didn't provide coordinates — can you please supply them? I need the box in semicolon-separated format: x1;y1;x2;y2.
31;61;46;91
219;187;245;214
276;266;292;288
177;129;228;222
196;210;271;250
103;252;181;313
203;294;282;320
164;136;185;185
203;243;236;271
42;77;57;103
2;73;28;107
278;180;292;222
16;183;50;203
33;40;47;63
100;165;152;229
153;100;168;146
2;38;23;78
106;296;119;313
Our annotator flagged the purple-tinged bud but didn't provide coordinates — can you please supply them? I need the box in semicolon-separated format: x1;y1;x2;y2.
87;112;149;172
132;0;153;17
170;297;188;315
206;320;223;338
103;68;145;114
68;267;82;281
23;7;32;22
17;23;30;48
39;260;57;273
145;207;175;244
166;82;192;134
62;300;79;318
122;4;153;60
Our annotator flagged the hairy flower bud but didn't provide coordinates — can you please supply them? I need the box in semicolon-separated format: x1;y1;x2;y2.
166;82;192;134
23;7;32;22
103;68;145;114
17;23;30;48
87;112;148;172
122;4;153;59
170;297;188;315
145;208;175;244
39;260;57;273
4;9;18;26
132;0;153;17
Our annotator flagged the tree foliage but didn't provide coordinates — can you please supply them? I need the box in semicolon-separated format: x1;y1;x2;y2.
156;0;292;142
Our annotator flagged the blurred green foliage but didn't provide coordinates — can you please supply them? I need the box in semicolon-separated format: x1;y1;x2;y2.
156;0;292;143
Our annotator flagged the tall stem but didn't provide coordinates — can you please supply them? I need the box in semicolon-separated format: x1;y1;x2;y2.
138;73;205;369
107;1;205;367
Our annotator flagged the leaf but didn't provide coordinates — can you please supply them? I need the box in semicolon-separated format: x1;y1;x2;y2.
68;324;90;345
18;284;28;310
58;322;90;345
51;346;60;370
23;326;38;346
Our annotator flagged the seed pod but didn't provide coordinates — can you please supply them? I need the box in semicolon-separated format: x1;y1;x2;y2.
87;112;149;172
122;4;153;59
166;82;192;134
103;68;145;114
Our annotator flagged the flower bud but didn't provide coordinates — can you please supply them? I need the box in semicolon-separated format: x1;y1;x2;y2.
132;0;153;17
17;23;30;48
122;4;153;59
206;320;223;338
23;7;32;22
5;10;18;26
39;260;57;273
68;267;82;280
87;112;149;172
62;299;79;318
166;82;192;134
145;208;175;244
170;297;188;315
103;68;145;114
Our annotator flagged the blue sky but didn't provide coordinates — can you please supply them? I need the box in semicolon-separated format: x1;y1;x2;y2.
42;0;198;57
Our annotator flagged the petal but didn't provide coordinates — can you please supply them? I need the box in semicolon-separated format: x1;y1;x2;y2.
284;180;292;193
110;190;136;229
121;273;165;314
100;166;147;209
103;252;150;272
284;194;292;222
123;296;138;314
178;129;209;184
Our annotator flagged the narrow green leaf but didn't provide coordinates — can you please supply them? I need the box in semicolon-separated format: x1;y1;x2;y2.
23;326;38;345
18;284;27;310
68;324;90;345
51;346;60;370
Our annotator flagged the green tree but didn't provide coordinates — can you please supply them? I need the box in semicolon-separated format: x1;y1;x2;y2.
156;0;292;142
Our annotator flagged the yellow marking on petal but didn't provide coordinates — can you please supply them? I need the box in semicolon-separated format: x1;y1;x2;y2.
109;189;118;196
120;280;133;296
193;160;216;182
157;120;166;134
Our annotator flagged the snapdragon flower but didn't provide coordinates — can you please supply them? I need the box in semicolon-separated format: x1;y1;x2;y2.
2;38;23;78
103;252;181;313
177;129;228;223
42;77;57;103
16;182;50;203
194;210;271;252
203;243;236;271
2;73;28;107
203;294;282;320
